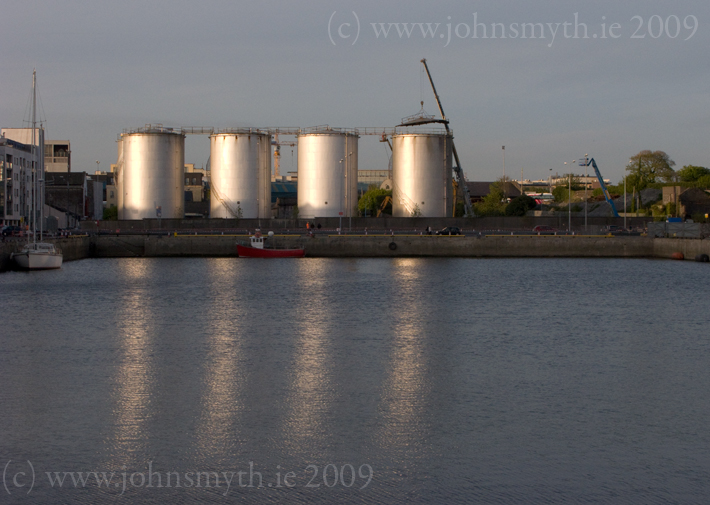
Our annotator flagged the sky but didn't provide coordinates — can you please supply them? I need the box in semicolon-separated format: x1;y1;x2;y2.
1;0;708;184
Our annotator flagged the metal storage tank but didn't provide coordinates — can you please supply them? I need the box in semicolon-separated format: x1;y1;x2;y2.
297;131;358;219
209;131;271;219
120;129;185;220
115;138;124;219
392;132;453;217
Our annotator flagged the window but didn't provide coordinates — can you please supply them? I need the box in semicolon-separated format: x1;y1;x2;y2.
110;191;114;198
185;177;189;185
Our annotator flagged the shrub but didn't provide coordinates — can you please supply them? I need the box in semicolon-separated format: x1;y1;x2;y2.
505;195;537;216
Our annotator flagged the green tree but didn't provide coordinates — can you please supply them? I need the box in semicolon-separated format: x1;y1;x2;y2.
677;165;710;183
103;206;118;220
474;184;506;217
552;186;570;203
626;150;676;188
695;174;710;189
560;174;583;191
505;195;537;216
358;186;392;216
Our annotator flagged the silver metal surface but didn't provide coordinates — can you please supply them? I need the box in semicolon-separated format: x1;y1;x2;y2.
209;132;271;219
392;133;453;217
297;132;358;219
120;131;185;220
115;138;124;219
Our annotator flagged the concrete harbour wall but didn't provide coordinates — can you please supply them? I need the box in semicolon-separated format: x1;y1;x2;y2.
3;235;710;272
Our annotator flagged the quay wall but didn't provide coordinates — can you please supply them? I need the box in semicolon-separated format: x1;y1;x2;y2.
81;216;652;233
3;235;710;272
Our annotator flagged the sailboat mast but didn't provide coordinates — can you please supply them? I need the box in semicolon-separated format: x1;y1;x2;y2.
29;70;36;245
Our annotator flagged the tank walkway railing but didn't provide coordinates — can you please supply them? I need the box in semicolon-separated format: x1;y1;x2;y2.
210;181;241;219
392;181;420;217
118;125;452;138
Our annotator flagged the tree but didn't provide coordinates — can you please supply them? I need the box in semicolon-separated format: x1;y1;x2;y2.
505;195;537;216
358;186;392;216
626;150;676;188
474;184;506;217
677;165;710;183
552;185;569;203
103;206;118;220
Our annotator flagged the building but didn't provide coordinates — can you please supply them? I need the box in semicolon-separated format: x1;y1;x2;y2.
679;188;710;218
0;131;43;226
44;140;71;172
518;175;610;191
184;172;204;202
466;181;521;204
1;135;31;225
358;169;390;187
45;172;103;223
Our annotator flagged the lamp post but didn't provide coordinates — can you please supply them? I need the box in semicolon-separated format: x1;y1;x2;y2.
502;146;506;198
584;155;588;233
338;158;348;235
348;152;353;231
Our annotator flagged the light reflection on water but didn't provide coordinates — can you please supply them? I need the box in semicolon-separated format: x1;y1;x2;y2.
106;259;155;467
194;259;246;466
375;259;430;464
1;257;710;504
282;261;335;459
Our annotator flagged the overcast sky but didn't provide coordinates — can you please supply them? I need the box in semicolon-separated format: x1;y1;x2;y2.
1;0;708;183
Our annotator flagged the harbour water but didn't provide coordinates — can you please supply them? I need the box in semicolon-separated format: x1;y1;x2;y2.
1;257;709;503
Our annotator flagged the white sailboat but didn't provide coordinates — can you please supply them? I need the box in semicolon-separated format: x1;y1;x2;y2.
11;70;62;270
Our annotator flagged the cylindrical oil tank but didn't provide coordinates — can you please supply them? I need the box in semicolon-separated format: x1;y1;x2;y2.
120;131;185;219
209;132;271;219
392;132;453;217
116;138;124;219
297;132;358;219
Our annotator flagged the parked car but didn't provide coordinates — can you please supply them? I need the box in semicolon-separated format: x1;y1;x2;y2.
436;226;462;236
532;225;557;233
1;225;22;237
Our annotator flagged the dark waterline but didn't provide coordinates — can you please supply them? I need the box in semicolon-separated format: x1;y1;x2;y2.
1;257;709;504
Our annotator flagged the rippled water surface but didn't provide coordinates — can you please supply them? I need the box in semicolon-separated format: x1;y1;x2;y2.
1;257;710;504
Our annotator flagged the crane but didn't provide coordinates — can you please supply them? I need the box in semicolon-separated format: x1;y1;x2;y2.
581;157;620;218
419;58;474;216
272;133;297;178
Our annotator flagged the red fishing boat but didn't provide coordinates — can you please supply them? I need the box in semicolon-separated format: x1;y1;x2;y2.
237;231;305;258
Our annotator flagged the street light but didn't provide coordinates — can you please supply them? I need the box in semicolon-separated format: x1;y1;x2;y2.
502;146;506;198
338;158;348;235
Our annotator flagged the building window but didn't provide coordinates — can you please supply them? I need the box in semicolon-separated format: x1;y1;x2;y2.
110;191;114;198
185;177;189;185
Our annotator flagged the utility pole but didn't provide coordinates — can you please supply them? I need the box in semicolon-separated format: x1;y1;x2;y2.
502;146;506;198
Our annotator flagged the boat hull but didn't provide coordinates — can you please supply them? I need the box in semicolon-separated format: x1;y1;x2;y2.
237;244;304;258
13;251;63;270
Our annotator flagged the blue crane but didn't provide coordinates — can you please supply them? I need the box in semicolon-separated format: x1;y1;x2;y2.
581;157;620;218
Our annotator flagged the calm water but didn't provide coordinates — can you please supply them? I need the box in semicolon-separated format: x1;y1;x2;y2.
1;257;710;504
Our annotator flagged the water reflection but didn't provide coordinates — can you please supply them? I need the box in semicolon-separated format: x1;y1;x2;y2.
194;259;245;463
105;259;155;466
282;261;334;457
375;259;430;460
